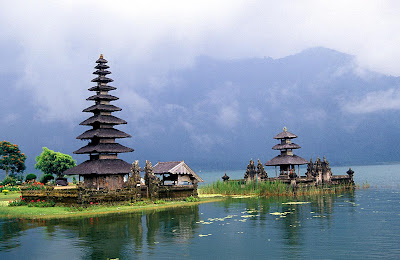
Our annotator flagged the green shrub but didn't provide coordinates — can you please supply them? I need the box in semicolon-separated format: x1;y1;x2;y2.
72;176;77;184
27;199;55;207
8;198;27;206
40;174;54;184
1;176;17;186
185;196;199;202
154;199;166;204
25;173;37;182
22;181;45;190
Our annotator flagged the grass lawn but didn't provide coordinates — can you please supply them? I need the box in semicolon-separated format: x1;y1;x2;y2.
0;194;224;219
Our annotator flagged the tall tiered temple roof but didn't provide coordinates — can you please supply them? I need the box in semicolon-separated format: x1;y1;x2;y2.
64;55;133;176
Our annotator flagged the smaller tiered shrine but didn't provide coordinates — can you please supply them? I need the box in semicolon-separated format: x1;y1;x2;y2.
265;127;308;178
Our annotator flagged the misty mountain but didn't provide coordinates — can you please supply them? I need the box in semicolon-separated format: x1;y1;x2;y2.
2;47;400;177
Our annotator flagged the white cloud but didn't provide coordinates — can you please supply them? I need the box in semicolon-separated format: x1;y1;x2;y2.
342;88;400;114
2;1;400;123
216;105;239;128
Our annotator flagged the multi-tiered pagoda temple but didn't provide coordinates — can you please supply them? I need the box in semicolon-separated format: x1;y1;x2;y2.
265;127;308;178
64;55;133;190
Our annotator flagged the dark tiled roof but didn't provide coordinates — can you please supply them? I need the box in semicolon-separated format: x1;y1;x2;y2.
91;76;113;83
265;154;308;166
82;104;122;113
64;159;131;175
87;94;119;101
153;161;181;173
74;143;134;154
88;85;117;91
80;115;127;125
274;131;297;139
93;70;111;75
95;64;109;69
76;128;131;139
272;143;301;150
153;161;203;182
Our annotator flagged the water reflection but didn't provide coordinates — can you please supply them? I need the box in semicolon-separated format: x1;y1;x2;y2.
0;206;200;259
0;191;365;259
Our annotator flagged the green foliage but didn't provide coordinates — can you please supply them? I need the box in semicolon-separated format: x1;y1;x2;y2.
185;196;199;202
9;198;55;207
25;173;37;182
35;147;76;177
22;181;45;190
40;174;55;184
134;201;149;206
8;198;27;206
0;184;20;192
199;180;292;196
153;199;166;204
72;176;77;184
1;176;17;186
0;141;27;177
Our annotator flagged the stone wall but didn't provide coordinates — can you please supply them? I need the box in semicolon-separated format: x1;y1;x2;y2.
21;184;198;205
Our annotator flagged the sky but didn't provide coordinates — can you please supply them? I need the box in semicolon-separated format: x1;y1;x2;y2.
1;1;400;172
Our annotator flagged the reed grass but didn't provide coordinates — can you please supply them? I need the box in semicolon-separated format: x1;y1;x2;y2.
199;180;353;197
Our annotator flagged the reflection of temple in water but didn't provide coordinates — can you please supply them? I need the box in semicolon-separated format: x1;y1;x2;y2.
0;205;200;259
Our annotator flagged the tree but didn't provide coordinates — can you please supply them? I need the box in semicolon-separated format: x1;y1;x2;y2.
35;147;76;178
0;141;27;177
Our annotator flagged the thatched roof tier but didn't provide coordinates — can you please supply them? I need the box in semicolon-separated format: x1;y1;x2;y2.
96;57;108;63
93;70;111;75
265;154;308;166
91;76;114;83
64;159;131;175
95;64;109;69
82;104;122;113
88;85;117;91
86;94;119;101
153;161;204;182
74;143;133;154
274;130;297;139
76;128;131;140
272;143;301;150
80;115;127;125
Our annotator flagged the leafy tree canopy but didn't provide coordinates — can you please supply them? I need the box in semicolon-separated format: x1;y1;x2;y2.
0;141;27;177
35;147;76;178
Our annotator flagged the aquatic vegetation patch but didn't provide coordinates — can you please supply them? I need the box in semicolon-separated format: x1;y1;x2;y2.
199;180;353;197
282;201;310;205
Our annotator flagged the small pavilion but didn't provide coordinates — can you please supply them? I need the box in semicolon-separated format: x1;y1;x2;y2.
153;161;203;185
265;127;308;178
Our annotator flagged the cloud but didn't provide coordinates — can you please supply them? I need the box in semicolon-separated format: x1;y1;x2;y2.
2;1;400;123
342;88;400;114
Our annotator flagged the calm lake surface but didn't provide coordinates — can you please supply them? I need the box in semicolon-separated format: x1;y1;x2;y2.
1;164;400;259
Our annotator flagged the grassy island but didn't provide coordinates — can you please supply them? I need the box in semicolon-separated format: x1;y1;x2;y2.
0;191;223;219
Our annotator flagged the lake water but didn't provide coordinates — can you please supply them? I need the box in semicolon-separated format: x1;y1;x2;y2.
1;164;400;259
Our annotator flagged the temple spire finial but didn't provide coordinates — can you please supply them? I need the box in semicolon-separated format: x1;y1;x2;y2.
100;54;103;59
283;126;287;132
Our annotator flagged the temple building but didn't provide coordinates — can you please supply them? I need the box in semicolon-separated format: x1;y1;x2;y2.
265;127;308;178
64;55;134;190
153;161;203;185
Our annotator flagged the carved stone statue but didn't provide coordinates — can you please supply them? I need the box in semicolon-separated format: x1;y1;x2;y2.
306;158;314;177
256;159;268;181
244;159;256;182
144;160;160;199
222;173;230;181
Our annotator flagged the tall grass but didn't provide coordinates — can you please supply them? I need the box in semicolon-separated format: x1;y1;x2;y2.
199;180;353;197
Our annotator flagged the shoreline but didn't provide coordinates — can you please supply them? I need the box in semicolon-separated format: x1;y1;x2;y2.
0;194;224;220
